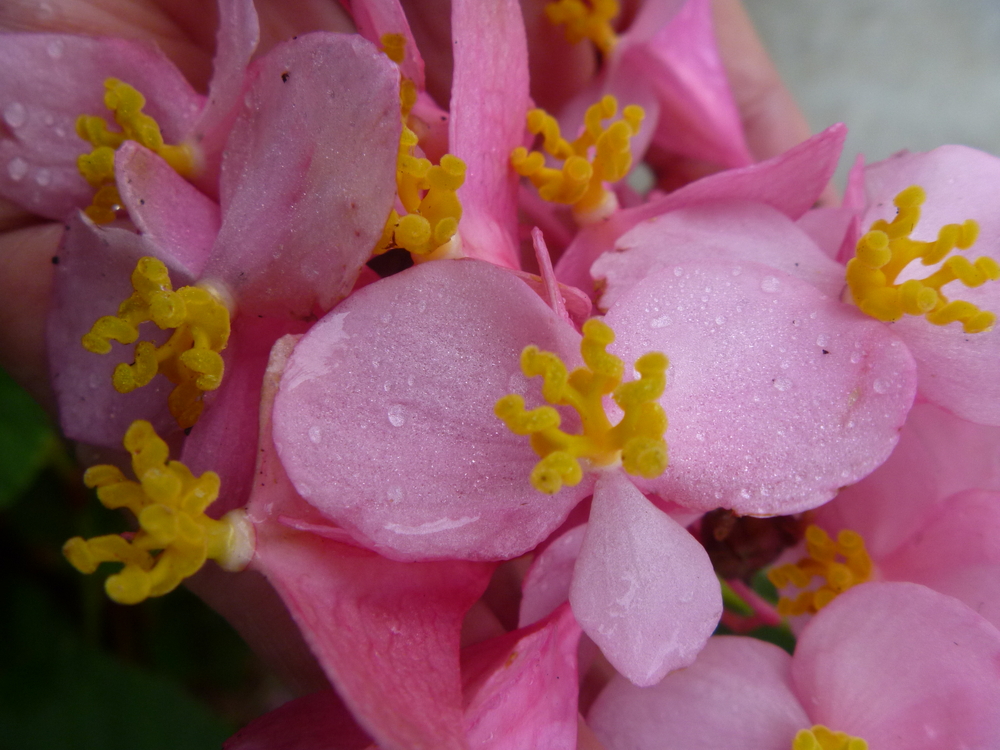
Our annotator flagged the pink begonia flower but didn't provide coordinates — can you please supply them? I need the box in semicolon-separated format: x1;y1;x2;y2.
848;146;1000;425
588;582;1000;750
46;29;401;512
0;0;258;217
270;210;914;684
223;603;583;750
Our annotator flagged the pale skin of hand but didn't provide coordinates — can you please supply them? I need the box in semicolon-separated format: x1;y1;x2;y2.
0;1;816;743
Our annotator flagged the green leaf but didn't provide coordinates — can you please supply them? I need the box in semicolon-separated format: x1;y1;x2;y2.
0;368;57;509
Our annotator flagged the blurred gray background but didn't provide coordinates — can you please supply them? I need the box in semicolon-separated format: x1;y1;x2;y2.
745;0;1000;184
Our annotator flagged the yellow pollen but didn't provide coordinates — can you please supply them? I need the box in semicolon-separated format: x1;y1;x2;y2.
768;525;873;617
846;185;999;334
62;420;253;605
81;257;230;429
511;95;643;221
76;79;196;224
495;318;668;494
374;35;466;261
792;725;868;750
545;0;620;55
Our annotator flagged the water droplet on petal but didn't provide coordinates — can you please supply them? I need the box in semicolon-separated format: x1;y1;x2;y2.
308;426;322;444
773;377;792;391
46;38;64;58
673;267;683;277
3;102;27;128
406;374;415;387
388;485;403;503
34;168;51;186
760;276;780;293
650;315;672;329
7;157;28;182
873;378;890;394
387;404;405;427
816;333;830;348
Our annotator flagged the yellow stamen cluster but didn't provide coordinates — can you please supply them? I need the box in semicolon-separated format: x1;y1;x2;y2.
63;420;252;605
76;78;196;224
82;257;230;429
495;319;668;494
846;185;999;333
511;95;643;221
768;525;873;616
545;0;620;55
792;725;868;750
375;34;466;260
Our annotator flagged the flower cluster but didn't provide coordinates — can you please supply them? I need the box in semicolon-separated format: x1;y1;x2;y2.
4;0;1000;747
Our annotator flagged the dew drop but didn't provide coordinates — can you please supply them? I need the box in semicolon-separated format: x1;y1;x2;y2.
380;313;391;324
417;299;427;313
739;488;751;499
3;102;27;128
650;314;672;329
88;372;101;389
383;381;391;392
673;266;683;277
731;266;742;276
34;168;51;186
55;127;66;138
850;352;862;364
715;316;725;326
7;157;28;182
406;374;415;387
387;485;404;503
760;276;780;293
47;38;64;58
773;377;792;391
873;378;890;394
308;426;322;444
695;432;706;442
43;114;54;126
387;404;405;427
816;333;830;348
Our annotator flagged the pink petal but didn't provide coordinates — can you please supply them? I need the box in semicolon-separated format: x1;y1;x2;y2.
879;489;1000;629
224;690;372;750
346;0;426;89
205;32;400;317
591;201;845;312
47;213;192;447
619;0;751;168
569;471;721;686
793;582;1000;748
449;0;528;270
588;636;809;750
555;124;847;294
116;141;220;278
796;207;855;261
462;604;583;750
519;523;587;628
816;401;1000;559
272;259;592;561
253;525;491;750
0;34;203;218
605;262;916;515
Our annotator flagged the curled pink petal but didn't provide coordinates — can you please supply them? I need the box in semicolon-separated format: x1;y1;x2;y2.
569;471;721;687
606;262;916;515
346;0;426;88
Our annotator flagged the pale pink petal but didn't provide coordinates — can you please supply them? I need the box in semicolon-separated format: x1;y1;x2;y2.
569;471;721;687
205;32;400;317
588;637;809;750
116;141;220;278
462;604;582;750
224;690;372;750
272;259;592;561
592;201;845;311
47;213;193;447
0;34;203;218
449;0;528;270
793;582;1000;748
796;207;855;260
519;523;587;627
879;490;1000;629
862;146;1000;424
192;0;260;181
619;0;751;168
606;262;916;515
816;401;1000;558
253;524;490;750
532;227;570;323
346;0;426;88
555;124;847;294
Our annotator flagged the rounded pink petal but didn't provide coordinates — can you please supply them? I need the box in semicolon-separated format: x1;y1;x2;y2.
519;523;587;628
588;636;809;750
272;259;591;561
205;32;400;317
569;471;721;687
606;262;916;515
592;200;845;312
793;582;1000;748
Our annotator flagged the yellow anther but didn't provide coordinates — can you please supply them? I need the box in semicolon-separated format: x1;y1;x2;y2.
81;257;230;429
374;38;466;260
792;725;868;750
846;185;998;334
495;319;668;494
768;525;873;617
63;420;253;605
76;78;196;224
545;0;620;55
512;95;644;221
